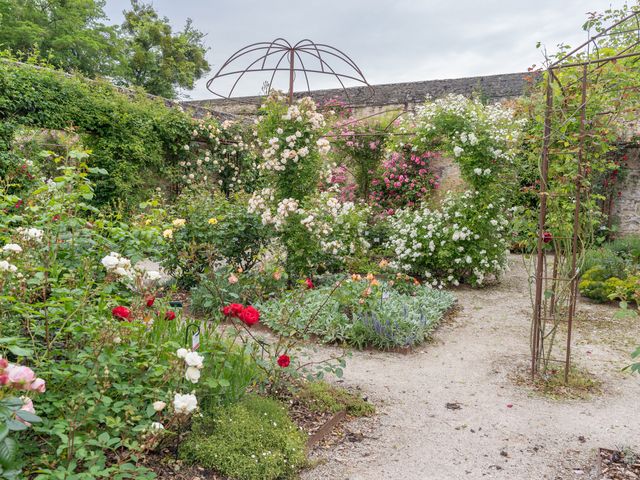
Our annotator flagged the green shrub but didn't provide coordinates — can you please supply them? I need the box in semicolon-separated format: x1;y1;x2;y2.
0;59;200;205
579;266;614;302
161;189;272;287
258;278;456;349
608;235;640;263
180;395;306;480
581;247;627;278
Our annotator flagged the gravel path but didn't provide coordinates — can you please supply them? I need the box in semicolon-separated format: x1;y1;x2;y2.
301;256;640;480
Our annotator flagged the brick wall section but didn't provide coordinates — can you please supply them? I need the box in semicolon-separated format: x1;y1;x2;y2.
185;72;536;116
613;147;640;236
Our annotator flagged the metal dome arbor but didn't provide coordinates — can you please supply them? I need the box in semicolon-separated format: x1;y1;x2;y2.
205;38;374;105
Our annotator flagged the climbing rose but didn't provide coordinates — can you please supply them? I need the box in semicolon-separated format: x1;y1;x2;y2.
112;306;131;321
305;278;315;289
277;354;290;368
146;296;156;307
165;310;176;320
542;231;553;244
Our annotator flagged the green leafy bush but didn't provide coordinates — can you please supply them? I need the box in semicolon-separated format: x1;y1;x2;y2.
180;395;306;480
0;59;212;205
160;188;272;287
258;277;456;349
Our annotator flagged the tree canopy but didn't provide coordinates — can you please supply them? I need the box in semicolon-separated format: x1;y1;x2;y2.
0;0;210;98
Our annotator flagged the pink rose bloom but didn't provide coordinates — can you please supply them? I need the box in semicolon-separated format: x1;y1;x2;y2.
17;397;35;426
0;374;8;386
0;357;8;369
7;365;36;388
30;378;46;393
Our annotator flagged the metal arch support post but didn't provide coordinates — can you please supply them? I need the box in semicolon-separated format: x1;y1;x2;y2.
564;64;589;384
532;68;554;379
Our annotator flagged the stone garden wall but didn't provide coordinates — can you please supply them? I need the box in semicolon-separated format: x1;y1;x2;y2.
613;147;640;235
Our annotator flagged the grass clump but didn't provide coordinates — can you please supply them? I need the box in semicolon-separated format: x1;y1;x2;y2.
513;365;601;400
295;381;375;417
180;395;306;480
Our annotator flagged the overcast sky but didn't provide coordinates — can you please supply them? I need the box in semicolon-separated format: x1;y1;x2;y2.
103;0;629;99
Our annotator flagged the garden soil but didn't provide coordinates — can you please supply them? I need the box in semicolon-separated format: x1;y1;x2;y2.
301;255;640;480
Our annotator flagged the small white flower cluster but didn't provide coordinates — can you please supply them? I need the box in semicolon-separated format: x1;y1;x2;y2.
386;190;509;287
101;252;133;279
177;348;204;384
394;94;526;180
181;117;251;190
16;227;43;243
0;260;18;273
257;96;329;172
473;168;492;176
2;244;22;255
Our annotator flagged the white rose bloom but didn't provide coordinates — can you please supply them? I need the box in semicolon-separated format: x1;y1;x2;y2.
2;244;22;254
150;422;165;430
173;393;198;414
185;366;201;383
184;351;204;368
153;401;167;412
101;255;119;270
176;348;189;359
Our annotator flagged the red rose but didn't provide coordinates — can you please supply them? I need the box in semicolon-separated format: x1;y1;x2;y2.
542;231;553;244
0;374;8;386
14;200;23;209
239;305;259;326
305;278;315;289
222;305;233;317
277;354;290;368
112;306;131;321
229;303;245;318
52;214;61;222
146;296;155;308
165;310;176;320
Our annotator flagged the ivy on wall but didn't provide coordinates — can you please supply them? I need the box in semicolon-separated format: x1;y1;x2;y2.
0;60;200;205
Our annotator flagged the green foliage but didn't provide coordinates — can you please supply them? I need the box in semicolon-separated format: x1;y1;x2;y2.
0;147;263;477
161;188;272;287
0;59;198;205
258;278;456;349
579;236;640;302
582;246;628;278
294;381;374;417
118;0;210;98
180;395;306;480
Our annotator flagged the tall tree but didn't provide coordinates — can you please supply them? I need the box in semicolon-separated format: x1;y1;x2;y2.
118;0;210;98
0;0;120;77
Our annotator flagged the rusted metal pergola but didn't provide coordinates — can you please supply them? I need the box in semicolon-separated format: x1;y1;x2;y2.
532;9;640;381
